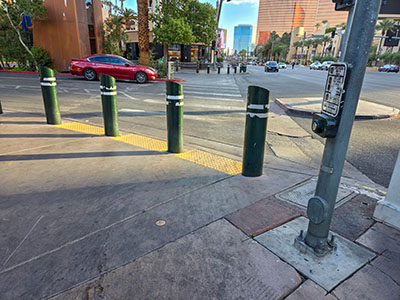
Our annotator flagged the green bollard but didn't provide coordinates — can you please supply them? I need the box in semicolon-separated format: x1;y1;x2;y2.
218;66;221;74
39;66;61;125
234;66;237;73
0;100;3;114
166;81;184;153
207;65;210;74
242;86;270;177
100;74;119;137
227;66;230;74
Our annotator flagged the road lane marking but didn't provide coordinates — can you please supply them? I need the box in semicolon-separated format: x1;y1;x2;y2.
120;91;137;100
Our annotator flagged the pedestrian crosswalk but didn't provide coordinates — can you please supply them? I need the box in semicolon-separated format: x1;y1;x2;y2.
181;77;243;103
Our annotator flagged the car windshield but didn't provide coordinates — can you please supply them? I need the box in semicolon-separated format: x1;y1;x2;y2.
269;62;277;66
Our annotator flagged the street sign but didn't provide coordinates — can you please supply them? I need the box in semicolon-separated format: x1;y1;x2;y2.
311;62;348;138
380;0;400;14
322;63;347;118
332;0;354;11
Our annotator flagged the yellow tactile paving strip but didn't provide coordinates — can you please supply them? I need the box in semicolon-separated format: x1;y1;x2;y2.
113;134;168;152
175;150;242;175
56;123;104;135
57;122;241;175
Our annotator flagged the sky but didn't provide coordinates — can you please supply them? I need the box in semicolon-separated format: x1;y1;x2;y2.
125;0;259;50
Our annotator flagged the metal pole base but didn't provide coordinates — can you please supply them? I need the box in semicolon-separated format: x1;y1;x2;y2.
294;230;337;257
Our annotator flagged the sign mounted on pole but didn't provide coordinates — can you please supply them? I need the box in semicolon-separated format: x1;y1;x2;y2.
332;0;355;11
322;63;347;118
312;63;348;138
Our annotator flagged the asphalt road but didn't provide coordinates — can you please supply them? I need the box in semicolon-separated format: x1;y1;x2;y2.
1;67;399;187
237;66;400;188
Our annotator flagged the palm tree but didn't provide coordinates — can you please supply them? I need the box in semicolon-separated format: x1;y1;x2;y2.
315;23;321;32
122;8;135;24
312;38;322;57
293;41;303;59
376;19;395;60
303;39;313;65
273;44;288;62
120;0;125;10
137;0;150;66
321;36;332;57
322;20;328;25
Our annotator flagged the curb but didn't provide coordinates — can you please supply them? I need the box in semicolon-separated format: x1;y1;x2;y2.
0;70;71;76
155;78;185;82
275;98;400;120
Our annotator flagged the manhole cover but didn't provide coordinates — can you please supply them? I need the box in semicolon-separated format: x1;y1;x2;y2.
275;177;357;209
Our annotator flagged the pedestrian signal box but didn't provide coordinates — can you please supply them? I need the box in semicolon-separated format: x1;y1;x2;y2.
312;62;348;138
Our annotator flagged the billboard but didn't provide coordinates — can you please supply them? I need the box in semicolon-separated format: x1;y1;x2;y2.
218;28;227;49
380;0;400;14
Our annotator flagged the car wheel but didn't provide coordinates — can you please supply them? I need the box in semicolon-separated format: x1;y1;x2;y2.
135;72;147;84
83;68;97;81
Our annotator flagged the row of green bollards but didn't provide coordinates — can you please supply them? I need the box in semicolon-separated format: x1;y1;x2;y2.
39;66;61;125
100;74;119;136
36;66;269;177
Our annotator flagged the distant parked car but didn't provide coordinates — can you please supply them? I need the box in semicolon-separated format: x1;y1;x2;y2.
279;62;287;69
265;61;279;72
321;61;334;70
70;54;157;83
258;62;265;66
378;64;399;73
310;61;322;70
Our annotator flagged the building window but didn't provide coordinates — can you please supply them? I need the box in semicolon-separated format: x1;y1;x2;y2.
86;0;96;54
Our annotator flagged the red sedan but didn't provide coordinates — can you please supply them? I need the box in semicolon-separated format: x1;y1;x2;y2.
70;54;157;83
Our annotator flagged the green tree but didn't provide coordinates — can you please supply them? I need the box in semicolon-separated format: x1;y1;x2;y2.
103;7;134;56
280;32;291;46
0;0;47;70
376;19;396;61
272;43;288;62
312;38;322;57
182;0;216;45
293;41;303;58
321;36;332;57
153;0;216;68
104;15;127;56
303;39;313;65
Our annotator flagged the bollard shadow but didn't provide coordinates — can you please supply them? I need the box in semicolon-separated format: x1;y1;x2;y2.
63;110;245;119
0;134;95;138
0;121;46;125
0;150;166;162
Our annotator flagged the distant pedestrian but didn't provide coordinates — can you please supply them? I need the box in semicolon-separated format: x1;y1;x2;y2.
292;62;295;69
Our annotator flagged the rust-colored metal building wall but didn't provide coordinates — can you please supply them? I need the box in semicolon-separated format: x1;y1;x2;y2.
33;0;104;71
256;0;347;44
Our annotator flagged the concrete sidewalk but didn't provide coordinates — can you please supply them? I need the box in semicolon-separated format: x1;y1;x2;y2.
276;97;400;119
0;111;399;300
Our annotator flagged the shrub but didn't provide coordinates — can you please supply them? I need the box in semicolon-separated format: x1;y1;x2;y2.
152;60;167;78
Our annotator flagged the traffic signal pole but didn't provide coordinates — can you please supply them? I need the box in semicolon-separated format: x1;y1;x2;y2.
295;0;381;256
